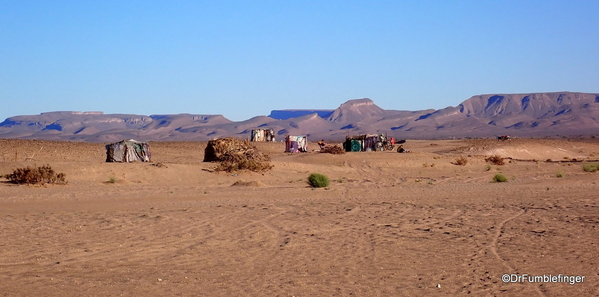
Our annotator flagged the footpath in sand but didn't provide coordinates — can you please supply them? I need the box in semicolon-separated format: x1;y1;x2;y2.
0;138;598;296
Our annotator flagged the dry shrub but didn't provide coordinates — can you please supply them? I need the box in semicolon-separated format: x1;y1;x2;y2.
453;156;468;166
205;138;273;173
321;145;345;154
3;164;67;185
485;155;505;165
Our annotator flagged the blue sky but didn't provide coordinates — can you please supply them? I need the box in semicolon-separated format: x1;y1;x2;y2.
1;0;598;121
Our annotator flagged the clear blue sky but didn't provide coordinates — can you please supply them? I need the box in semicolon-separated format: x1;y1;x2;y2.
1;0;598;121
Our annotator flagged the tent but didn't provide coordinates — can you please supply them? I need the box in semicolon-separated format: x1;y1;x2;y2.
203;137;273;172
203;137;253;162
285;135;308;153
250;128;275;142
105;139;151;162
343;134;393;152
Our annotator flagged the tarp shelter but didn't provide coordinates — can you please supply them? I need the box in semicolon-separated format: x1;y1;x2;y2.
203;137;253;162
250;128;275;142
285;135;308;153
106;139;151;162
343;134;389;152
345;139;363;152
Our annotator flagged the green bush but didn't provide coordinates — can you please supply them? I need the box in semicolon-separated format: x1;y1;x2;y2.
308;173;330;188
3;164;67;185
583;163;599;172
493;174;508;183
556;172;565;178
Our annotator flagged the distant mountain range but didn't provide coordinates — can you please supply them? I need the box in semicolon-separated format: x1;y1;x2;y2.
1;92;598;142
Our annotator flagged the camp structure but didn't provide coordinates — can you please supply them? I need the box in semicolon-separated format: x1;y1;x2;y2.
204;137;254;162
203;137;273;172
250;128;276;142
105;139;151;162
343;134;394;152
285;135;308;153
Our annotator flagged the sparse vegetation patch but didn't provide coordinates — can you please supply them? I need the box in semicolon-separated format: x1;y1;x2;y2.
308;173;330;188
492;174;508;183
3;164;67;185
453;156;468;166
485;155;505;165
583;163;599;172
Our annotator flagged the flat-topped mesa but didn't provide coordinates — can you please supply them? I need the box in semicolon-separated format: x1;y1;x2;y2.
338;98;375;108
457;92;599;118
268;110;334;120
326;98;388;123
150;114;230;121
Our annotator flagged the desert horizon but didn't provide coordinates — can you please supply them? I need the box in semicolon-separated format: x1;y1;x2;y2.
1;137;598;296
3;92;599;143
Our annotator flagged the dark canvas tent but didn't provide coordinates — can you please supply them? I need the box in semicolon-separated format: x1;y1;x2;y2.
106;139;151;162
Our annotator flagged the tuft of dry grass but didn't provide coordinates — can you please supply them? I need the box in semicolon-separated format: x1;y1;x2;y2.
2;164;67;185
452;156;468;166
485;155;505;165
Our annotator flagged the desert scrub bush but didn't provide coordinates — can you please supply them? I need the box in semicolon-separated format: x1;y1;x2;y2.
485;155;505;165
3;164;67;185
492;173;508;183
307;173;330;188
453;156;468;166
583;163;599;172
556;172;565;178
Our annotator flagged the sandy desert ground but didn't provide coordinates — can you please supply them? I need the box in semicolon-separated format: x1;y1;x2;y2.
0;138;598;297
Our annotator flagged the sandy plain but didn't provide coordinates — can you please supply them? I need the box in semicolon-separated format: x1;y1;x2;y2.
0;138;598;297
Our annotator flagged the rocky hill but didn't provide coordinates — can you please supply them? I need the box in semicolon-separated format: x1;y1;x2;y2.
1;92;598;142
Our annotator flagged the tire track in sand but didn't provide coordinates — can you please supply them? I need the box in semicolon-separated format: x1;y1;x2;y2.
489;207;546;297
